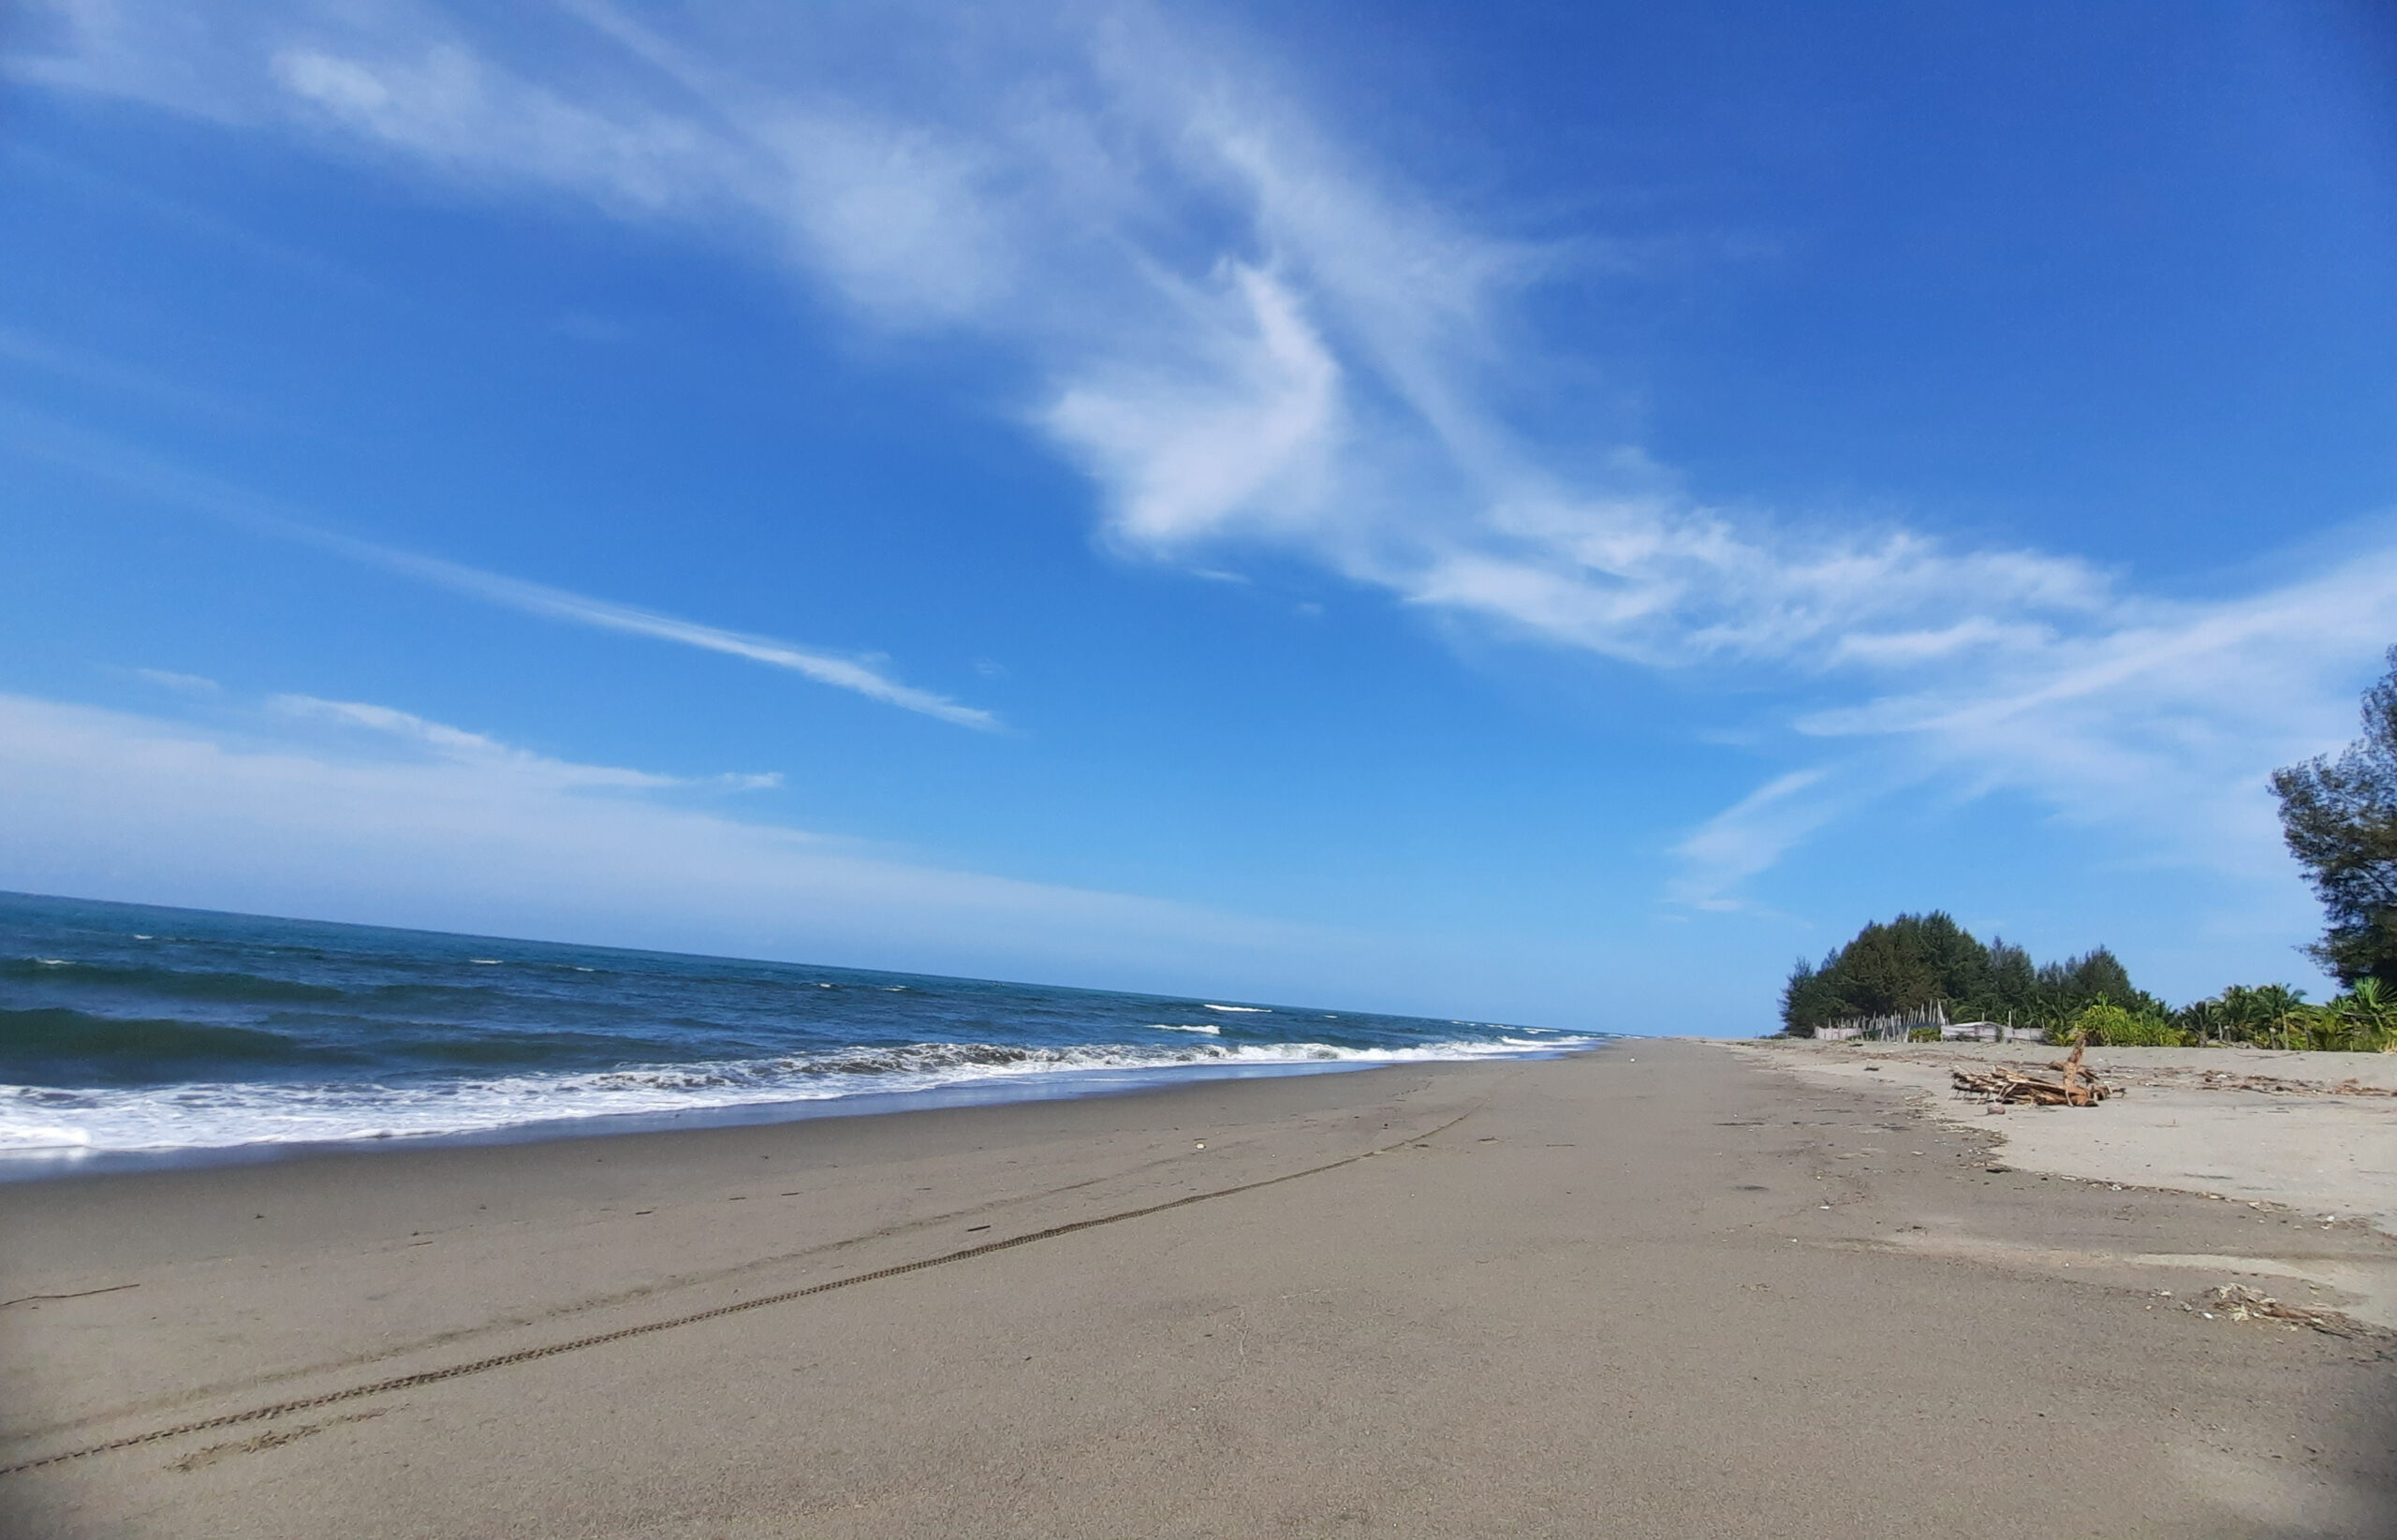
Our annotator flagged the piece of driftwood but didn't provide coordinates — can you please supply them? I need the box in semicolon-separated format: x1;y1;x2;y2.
2201;1284;2375;1338
2052;1043;2100;1106
1951;1044;2111;1107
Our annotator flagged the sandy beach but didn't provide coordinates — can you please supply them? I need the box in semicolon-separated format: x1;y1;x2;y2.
4;1042;2391;1537
1727;1041;2397;1224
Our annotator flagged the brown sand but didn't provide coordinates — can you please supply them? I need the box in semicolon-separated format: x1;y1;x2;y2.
1726;1042;2397;1215
2;1043;2390;1537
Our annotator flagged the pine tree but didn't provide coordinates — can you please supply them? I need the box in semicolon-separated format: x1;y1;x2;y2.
2271;646;2397;987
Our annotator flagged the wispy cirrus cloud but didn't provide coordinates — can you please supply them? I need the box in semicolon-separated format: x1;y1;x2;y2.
314;539;1002;731
271;694;783;791
131;667;222;696
1668;552;2397;908
0;321;257;422
2;403;1000;730
15;0;2397;902
1669;767;1855;911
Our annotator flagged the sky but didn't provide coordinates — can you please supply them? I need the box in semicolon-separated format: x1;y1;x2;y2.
3;1;2395;1033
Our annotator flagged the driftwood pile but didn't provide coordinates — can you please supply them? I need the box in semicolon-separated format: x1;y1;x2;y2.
2201;1284;2374;1338
1951;1043;2111;1107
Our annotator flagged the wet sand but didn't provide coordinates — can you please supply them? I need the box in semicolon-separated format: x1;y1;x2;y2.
3;1042;2391;1537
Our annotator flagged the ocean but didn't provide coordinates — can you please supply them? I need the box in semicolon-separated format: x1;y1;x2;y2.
0;891;1596;1171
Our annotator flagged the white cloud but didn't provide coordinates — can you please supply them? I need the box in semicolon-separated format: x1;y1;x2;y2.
3;403;999;730
1047;264;1343;548
331;538;1003;731
0;690;1318;988
1654;554;2397;908
17;0;2397;900
1785;550;2397;879
0;323;254;421
269;694;781;792
1669;767;1852;910
131;667;221;695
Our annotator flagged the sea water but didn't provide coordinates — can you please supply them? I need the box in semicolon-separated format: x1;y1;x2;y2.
0;891;1596;1170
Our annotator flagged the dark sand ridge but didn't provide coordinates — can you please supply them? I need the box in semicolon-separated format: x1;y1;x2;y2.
2;1043;2390;1536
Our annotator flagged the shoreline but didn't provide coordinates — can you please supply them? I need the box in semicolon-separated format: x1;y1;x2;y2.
0;1054;1469;1183
7;1042;2392;1536
2;887;1599;1177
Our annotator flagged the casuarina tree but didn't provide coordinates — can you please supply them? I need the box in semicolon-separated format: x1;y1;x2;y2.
1778;913;2154;1035
2272;646;2397;987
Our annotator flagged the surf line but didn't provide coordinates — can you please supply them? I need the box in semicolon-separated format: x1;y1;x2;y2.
0;1110;1477;1478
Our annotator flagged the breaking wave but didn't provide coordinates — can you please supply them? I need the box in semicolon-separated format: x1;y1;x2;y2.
0;1034;1596;1155
0;892;1606;1165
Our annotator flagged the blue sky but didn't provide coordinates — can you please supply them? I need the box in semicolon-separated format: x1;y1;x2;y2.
4;1;2394;1031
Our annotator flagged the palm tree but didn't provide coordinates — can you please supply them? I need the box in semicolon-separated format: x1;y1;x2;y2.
2248;984;2309;1050
2178;997;2226;1046
2216;984;2270;1046
2305;997;2353;1052
2317;978;2397;1051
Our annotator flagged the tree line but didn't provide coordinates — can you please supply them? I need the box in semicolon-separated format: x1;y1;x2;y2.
1781;913;2145;1037
1779;647;2397;1052
1777;912;2390;1049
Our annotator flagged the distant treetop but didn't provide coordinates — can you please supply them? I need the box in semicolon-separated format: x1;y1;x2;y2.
1780;912;2153;1037
2272;644;2397;989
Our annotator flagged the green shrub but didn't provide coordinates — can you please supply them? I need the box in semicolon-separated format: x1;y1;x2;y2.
2063;1001;2189;1048
2299;982;2397;1051
2105;1015;2189;1047
1907;1026;1940;1043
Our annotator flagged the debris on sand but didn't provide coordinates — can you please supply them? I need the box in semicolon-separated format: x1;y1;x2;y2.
2145;1068;2397;1098
2200;1284;2375;1338
1951;1043;2112;1107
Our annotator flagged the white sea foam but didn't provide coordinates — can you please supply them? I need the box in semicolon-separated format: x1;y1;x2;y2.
1150;1023;1222;1034
1202;1004;1270;1013
0;1034;1599;1157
